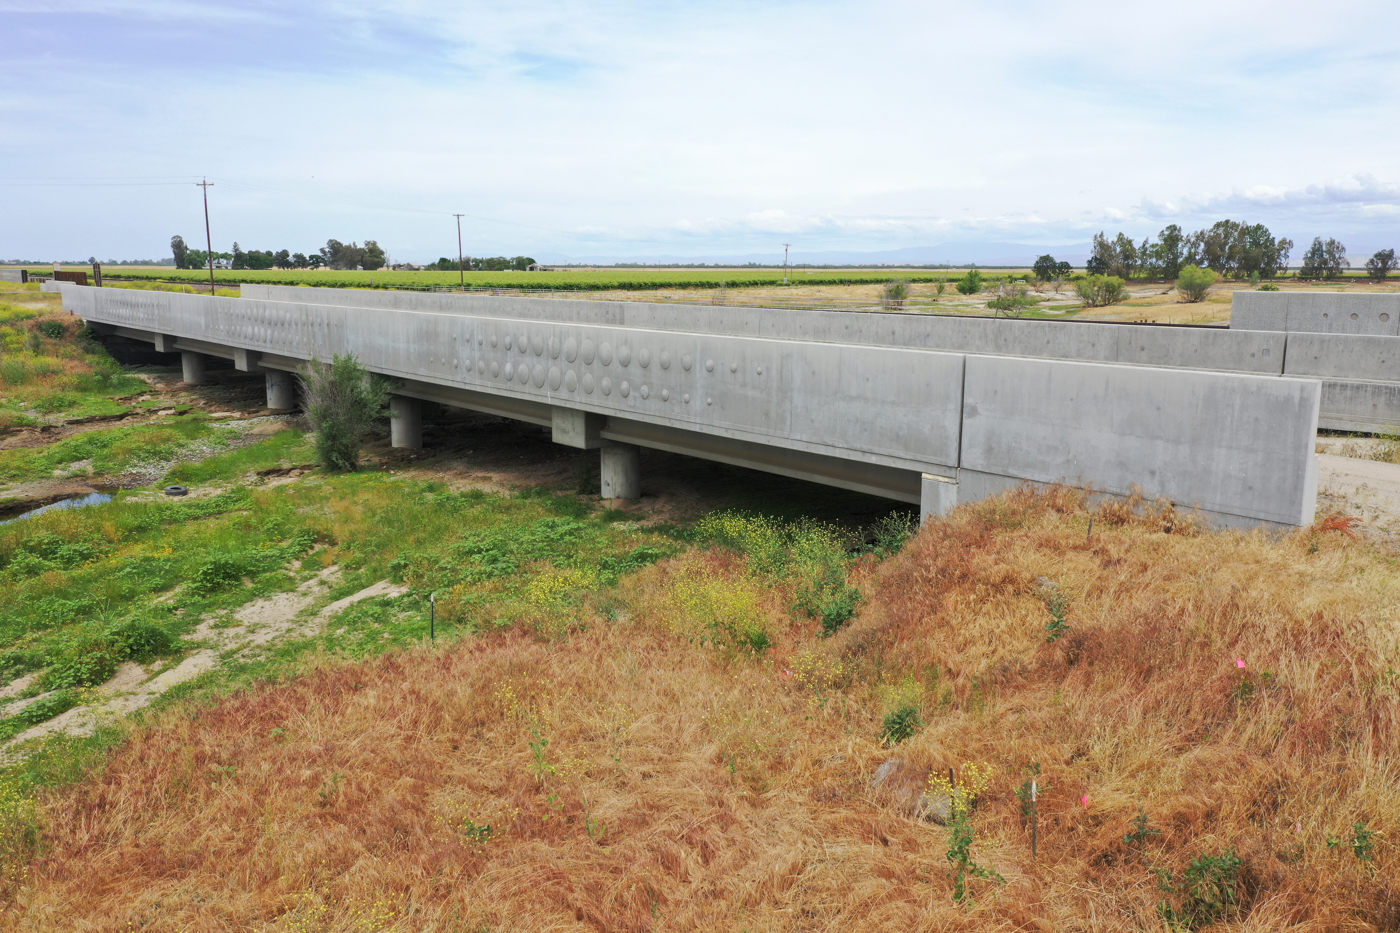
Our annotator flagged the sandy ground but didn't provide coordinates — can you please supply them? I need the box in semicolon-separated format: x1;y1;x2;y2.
1316;453;1400;549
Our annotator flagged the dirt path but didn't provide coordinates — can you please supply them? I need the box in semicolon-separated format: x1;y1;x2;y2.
1317;453;1400;549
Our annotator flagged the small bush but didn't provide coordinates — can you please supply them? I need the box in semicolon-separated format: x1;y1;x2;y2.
880;704;922;744
107;619;175;662
1155;849;1243;929
37;320;65;340
40;635;120;691
1175;265;1218;303
882;279;909;308
1074;274;1128;307
298;354;390;472
1257;282;1279;291
190;554;248;593
954;270;983;295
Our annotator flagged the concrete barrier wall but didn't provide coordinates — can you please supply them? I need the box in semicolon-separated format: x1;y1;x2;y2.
243;284;1288;374
1283;332;1400;381
1232;291;1400;335
70;284;1322;527
0;270;22;283
959;357;1319;527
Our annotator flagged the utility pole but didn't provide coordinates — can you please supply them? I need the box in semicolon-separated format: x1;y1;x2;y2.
783;243;790;283
454;213;466;290
196;178;215;295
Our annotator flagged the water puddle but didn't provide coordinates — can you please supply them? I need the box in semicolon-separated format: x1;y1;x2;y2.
0;490;115;525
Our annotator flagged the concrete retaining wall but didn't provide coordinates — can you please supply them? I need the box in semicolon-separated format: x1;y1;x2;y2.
69;283;1322;527
1232;291;1400;335
0;270;22;283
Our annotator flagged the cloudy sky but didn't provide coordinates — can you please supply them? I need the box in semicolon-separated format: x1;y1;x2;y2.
3;0;1398;264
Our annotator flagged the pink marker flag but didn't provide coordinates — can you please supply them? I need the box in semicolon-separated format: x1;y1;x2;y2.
1081;793;1089;810
1236;658;1247;669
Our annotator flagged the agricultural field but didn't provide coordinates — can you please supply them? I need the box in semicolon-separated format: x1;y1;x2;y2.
0;278;1398;928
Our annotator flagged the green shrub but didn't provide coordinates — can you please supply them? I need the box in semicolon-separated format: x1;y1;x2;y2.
1155;849;1243;929
1257;282;1279;291
190;554;248;593
39;634;120;690
882;279;909;307
299;354;390;472
37;321;65;340
1175;265;1219;303
954;270;984;295
880;704;922;744
1074;274;1128;307
107;619;175;662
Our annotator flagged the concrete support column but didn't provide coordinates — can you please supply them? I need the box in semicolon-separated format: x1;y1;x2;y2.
600;443;641;500
265;370;295;411
390;395;423;449
920;472;958;524
180;351;205;385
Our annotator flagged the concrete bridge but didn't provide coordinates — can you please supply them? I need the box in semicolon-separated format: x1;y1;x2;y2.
62;283;1342;529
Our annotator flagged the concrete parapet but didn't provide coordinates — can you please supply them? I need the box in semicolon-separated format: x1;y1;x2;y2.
0;270;22;283
1282;332;1400;382
40;280;65;293
958;356;1320;528
1232;291;1400;335
1318;380;1400;434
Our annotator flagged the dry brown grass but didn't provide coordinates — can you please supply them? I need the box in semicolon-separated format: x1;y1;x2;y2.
5;488;1400;931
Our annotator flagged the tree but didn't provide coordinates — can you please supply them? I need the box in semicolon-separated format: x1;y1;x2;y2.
1154;224;1185;280
1175;264;1218;302
1032;254;1060;282
1300;237;1349;279
298;354;391;472
291;252;309;269
362;240;386;271
1085;255;1108;275
171;235;189;270
1365;249;1396;282
231;242;248;270
273;249;292;269
1110;232;1138;278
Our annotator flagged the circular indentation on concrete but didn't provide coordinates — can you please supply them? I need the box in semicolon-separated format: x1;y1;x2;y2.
620;380;631;398
478;335;484;345
730;362;738;373
518;334;529;353
1381;313;1391;322
640;384;649;399
756;366;763;375
601;376;612;396
564;337;578;362
478;360;487;375
532;335;545;356
548;366;562;390
1351;312;1359;321
531;364;544;387
638;347;651;368
504;361;514;380
490;361;500;378
599;341;613;366
581;339;596;365
453;358;459;368
706;397;712;406
660;388;669;401
1323;313;1330;319
517;364;530;385
548;336;560;359
660;350;671;370
565;370;578;392
582;373;595;394
705;359;714;372
618;345;632;367
501;334;510;349
683;393;690;403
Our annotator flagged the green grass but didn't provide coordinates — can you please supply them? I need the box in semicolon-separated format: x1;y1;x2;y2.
164;428;310;485
50;267;964;292
0;415;228;481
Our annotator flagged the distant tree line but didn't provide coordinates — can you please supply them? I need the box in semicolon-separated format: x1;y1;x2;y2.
171;236;386;271
426;255;537;272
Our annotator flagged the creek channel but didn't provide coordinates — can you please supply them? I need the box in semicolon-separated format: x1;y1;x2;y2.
0;489;117;526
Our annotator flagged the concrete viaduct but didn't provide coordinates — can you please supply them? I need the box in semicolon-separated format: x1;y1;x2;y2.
60;283;1397;530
